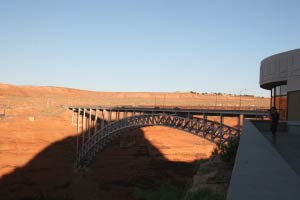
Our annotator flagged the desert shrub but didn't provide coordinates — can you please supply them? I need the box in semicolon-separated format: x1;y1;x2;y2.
134;183;190;200
185;188;225;200
212;136;240;164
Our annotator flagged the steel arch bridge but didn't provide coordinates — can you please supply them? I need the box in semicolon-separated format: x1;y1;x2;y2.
72;111;240;169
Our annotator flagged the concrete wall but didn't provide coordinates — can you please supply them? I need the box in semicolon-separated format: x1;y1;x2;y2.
288;121;300;135
252;120;287;132
227;120;300;200
288;90;300;121
260;49;300;91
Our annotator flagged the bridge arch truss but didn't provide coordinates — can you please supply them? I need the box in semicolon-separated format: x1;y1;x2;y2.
71;108;241;169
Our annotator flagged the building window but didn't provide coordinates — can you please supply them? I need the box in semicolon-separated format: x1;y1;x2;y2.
271;85;287;120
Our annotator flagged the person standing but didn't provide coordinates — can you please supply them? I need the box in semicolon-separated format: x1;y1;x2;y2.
270;107;279;144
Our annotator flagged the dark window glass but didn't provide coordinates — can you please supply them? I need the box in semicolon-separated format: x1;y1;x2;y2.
279;96;287;120
280;85;287;95
271;85;287;120
276;86;281;96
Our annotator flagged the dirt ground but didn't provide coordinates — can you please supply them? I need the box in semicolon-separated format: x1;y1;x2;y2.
0;83;269;199
0;83;269;109
0;110;216;199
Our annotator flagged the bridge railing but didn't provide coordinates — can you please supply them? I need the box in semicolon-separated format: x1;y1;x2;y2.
67;105;269;111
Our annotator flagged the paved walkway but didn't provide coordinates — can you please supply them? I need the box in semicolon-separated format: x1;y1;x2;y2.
262;131;300;176
227;120;300;200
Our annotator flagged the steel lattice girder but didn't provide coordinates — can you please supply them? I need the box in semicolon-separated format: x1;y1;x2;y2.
74;114;240;168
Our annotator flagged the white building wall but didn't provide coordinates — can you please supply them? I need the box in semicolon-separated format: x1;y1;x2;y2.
260;49;300;92
287;52;300;92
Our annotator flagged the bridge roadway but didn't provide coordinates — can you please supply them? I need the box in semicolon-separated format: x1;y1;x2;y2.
69;106;269;129
69;106;269;117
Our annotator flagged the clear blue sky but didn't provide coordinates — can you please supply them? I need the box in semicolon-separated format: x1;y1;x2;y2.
1;0;299;96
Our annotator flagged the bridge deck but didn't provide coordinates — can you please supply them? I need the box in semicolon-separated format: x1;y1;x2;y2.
68;106;269;117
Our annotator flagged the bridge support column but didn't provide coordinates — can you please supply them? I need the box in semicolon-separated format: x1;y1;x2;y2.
238;114;244;132
88;108;92;140
76;108;80;161
71;108;74;125
108;110;112;123
94;109;98;135
82;108;86;152
125;111;128;126
203;113;207;124
220;114;223;128
101;111;105;130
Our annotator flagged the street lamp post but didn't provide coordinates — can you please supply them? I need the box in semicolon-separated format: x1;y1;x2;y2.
238;89;247;133
239;89;247;111
215;93;218;109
